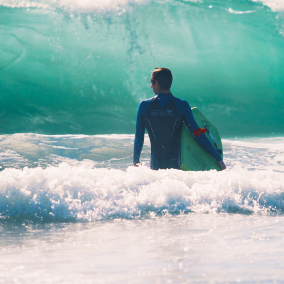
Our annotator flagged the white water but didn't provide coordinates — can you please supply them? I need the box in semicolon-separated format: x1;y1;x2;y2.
255;0;284;12
1;0;284;13
0;0;148;10
1;214;284;283
0;134;284;221
1;134;284;282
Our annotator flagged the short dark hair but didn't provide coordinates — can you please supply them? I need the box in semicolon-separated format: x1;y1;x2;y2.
151;68;172;90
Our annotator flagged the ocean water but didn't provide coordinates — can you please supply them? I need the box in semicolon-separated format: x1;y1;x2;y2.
1;0;284;283
0;134;284;282
1;0;284;136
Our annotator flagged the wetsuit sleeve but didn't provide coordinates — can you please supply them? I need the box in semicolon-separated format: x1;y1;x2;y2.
133;102;146;164
183;102;222;162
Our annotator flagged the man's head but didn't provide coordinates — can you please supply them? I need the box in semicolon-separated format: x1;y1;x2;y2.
150;68;172;95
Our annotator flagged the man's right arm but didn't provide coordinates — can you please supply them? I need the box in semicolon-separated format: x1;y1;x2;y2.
133;102;146;165
181;101;226;170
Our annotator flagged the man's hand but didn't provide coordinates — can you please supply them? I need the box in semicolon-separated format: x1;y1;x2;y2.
218;160;226;171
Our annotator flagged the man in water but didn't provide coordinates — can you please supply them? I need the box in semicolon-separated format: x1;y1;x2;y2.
133;68;226;170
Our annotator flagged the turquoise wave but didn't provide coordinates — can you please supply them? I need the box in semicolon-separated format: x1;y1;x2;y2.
0;0;283;136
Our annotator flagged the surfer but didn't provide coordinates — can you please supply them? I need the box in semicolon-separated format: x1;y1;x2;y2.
133;68;226;170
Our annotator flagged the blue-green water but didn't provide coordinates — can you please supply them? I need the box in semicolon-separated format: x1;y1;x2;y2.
1;0;284;136
1;1;284;282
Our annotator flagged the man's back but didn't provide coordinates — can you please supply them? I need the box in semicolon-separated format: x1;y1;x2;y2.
143;93;184;169
133;67;225;171
134;93;196;170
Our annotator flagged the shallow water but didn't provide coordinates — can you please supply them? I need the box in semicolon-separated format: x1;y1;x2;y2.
1;214;284;283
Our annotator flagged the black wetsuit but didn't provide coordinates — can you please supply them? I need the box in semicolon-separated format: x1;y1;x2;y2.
133;93;222;170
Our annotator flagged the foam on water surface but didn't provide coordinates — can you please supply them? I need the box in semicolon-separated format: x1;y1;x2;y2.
0;134;283;222
255;0;284;12
1;0;284;12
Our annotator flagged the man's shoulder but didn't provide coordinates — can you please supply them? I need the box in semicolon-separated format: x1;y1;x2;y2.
139;97;155;108
138;97;155;115
172;96;191;114
140;96;156;104
172;96;188;104
172;96;190;107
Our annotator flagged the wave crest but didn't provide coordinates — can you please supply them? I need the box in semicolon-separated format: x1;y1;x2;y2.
0;163;283;222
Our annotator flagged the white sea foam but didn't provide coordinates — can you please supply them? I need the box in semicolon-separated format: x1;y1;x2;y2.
227;8;256;15
1;137;283;284
2;0;283;13
0;162;283;221
0;139;283;284
0;0;149;11
254;0;284;12
0;134;283;221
